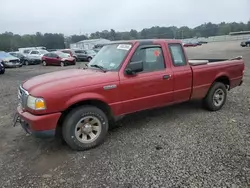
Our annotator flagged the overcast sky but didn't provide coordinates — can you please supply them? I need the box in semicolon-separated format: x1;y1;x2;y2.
0;0;249;35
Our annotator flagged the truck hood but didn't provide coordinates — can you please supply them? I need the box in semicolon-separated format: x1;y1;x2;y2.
22;68;119;96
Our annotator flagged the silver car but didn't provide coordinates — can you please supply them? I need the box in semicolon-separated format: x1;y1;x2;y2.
0;51;22;68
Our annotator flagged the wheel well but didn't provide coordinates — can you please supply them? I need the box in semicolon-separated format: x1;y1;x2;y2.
57;100;114;130
214;76;230;89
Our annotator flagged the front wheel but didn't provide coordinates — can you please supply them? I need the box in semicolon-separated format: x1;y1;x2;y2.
203;82;227;111
42;61;47;66
0;70;5;74
62;105;109;151
60;62;65;67
25;60;29;66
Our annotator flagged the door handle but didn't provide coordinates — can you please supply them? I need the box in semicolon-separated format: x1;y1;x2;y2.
163;75;171;80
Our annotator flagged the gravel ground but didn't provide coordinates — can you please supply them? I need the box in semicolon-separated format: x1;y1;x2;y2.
0;41;249;188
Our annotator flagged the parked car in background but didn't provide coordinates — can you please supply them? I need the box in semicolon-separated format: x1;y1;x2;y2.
93;48;102;53
240;38;250;47
198;40;208;44
42;51;76;67
0;51;22;68
9;52;29;65
183;42;198;47
60;49;77;59
47;49;61;52
18;47;46;54
0;61;5;74
74;49;97;62
25;49;49;64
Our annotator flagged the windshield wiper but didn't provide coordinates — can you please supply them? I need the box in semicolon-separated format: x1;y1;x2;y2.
90;64;107;72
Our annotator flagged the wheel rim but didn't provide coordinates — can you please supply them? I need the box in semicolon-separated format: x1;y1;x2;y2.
61;62;64;67
213;88;225;107
75;116;102;144
88;58;92;62
25;61;28;65
43;61;46;66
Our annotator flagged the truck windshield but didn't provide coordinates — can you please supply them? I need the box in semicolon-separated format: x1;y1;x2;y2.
88;43;132;71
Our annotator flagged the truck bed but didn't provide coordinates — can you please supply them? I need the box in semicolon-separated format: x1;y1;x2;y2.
189;56;242;66
189;57;244;99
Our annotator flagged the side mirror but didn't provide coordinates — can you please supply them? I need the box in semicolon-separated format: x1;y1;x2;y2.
125;60;143;75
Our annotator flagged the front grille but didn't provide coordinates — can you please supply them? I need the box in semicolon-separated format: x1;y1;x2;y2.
18;85;29;109
10;59;20;64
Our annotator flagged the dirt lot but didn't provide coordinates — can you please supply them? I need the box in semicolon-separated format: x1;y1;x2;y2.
0;41;249;188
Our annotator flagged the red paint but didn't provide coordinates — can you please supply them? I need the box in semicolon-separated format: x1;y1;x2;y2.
42;54;75;66
17;39;245;134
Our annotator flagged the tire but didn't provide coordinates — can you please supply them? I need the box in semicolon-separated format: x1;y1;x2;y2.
25;60;29;66
203;82;227;111
88;57;92;62
60;62;65;67
0;70;5;74
42;61;47;66
62;105;109;151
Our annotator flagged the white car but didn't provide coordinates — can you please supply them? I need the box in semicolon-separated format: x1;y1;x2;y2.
26;50;49;61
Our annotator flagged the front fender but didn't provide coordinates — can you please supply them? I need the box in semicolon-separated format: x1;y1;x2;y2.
64;92;108;110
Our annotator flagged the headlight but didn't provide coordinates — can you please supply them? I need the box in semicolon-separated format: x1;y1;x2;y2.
27;95;46;110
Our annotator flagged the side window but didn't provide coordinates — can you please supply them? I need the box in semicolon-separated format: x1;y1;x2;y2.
31;51;39;55
130;46;165;73
50;53;58;58
44;53;50;57
168;44;187;66
75;50;83;54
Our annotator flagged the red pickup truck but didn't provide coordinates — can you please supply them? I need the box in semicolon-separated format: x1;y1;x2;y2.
14;39;244;151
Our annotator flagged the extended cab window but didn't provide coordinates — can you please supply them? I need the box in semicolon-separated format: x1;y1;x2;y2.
130;46;165;73
168;44;186;66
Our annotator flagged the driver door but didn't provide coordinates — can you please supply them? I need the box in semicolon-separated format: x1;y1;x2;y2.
118;44;174;115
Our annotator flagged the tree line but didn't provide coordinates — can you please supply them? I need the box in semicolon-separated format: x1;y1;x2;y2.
0;21;249;51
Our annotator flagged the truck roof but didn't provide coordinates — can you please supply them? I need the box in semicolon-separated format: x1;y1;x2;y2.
107;39;182;45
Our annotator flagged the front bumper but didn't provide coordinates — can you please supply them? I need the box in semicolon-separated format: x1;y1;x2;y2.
15;106;61;138
3;63;22;68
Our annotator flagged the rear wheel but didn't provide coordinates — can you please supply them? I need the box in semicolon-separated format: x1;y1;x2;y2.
203;82;227;111
62;105;109;151
42;61;47;66
88;57;92;62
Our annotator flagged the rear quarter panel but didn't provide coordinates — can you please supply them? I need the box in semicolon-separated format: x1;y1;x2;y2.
191;60;244;99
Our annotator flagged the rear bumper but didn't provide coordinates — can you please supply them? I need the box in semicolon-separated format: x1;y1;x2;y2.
16;106;61;138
